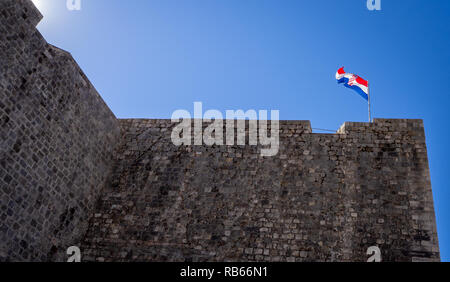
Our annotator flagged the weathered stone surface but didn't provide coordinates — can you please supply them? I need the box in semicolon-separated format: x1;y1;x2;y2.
80;119;440;262
0;0;120;261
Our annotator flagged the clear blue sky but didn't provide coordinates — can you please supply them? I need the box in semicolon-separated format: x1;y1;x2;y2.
33;0;450;261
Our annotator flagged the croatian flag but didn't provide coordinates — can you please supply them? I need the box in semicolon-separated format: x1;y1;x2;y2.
335;67;369;101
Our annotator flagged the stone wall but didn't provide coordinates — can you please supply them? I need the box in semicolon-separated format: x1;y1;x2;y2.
0;0;120;261
81;119;439;262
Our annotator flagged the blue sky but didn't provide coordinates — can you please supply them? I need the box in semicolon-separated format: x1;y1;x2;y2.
33;0;450;261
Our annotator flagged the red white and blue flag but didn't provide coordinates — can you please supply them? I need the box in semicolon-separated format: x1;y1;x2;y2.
335;67;369;101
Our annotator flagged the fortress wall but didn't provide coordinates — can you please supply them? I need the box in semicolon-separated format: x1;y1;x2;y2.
81;119;439;262
0;0;120;261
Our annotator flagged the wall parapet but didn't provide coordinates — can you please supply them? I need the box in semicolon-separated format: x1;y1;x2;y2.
338;118;425;134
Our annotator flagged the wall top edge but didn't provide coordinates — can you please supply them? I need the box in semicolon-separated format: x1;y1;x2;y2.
117;118;425;135
24;0;43;26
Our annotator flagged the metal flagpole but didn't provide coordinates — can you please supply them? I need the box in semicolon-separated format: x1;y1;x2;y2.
368;81;372;122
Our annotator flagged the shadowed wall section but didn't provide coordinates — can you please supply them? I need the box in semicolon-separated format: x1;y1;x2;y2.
0;0;120;261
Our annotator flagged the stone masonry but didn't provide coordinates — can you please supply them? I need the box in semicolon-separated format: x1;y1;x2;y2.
0;0;440;261
0;0;120;261
80;119;439;262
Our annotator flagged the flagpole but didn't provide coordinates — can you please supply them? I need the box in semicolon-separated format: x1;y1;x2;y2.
368;81;372;122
